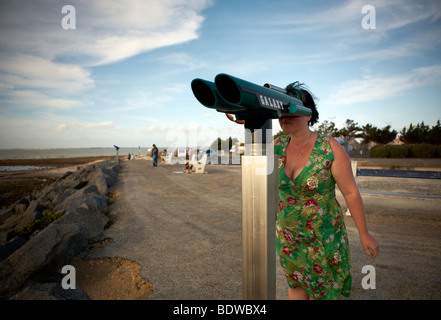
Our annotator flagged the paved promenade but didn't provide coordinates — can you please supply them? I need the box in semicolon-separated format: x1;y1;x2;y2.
87;159;441;300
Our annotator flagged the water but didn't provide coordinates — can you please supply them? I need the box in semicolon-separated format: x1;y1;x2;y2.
0;147;149;160
0;165;56;172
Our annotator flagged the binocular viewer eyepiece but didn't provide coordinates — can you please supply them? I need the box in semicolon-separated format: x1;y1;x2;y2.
191;73;312;121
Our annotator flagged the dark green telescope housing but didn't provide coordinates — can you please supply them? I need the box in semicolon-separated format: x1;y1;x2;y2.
191;73;312;121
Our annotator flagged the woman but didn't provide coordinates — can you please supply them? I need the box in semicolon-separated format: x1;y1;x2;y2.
227;82;379;300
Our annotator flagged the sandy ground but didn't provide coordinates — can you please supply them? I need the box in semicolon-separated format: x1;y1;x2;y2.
86;158;441;300
2;156;441;300
71;255;153;300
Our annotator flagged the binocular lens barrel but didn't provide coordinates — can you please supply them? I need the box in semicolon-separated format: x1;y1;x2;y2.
191;73;312;119
191;79;217;108
214;74;241;105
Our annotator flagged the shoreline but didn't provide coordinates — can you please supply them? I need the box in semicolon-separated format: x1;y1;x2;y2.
0;156;115;208
0;156;114;169
0;158;121;299
1;156;440;209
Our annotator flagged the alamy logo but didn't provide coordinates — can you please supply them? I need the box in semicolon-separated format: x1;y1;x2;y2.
361;5;376;30
61;265;76;289
361;265;376;290
61;5;76;30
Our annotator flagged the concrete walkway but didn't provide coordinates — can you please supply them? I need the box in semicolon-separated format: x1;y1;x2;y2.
87;159;441;300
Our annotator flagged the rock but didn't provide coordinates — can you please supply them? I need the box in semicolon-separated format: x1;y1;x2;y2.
0;223;87;299
0;159;118;299
13;200;46;232
58;171;73;180
0;228;15;245
45;182;76;206
87;166;117;196
0;207;14;225
13;197;30;215
1;216;18;231
82;184;99;195
88;172;109;196
9;282;91;300
74;180;88;190
54;192;107;214
0;236;27;262
55;207;109;243
1;200;45;232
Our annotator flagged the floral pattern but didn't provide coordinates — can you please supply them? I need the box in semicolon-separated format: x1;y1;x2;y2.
274;134;351;300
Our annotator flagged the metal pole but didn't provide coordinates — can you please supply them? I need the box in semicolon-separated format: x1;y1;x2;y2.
241;118;278;300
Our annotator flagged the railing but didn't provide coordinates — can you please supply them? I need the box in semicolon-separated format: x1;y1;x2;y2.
346;161;441;215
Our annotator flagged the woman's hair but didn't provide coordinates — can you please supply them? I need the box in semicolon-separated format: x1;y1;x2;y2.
285;82;319;126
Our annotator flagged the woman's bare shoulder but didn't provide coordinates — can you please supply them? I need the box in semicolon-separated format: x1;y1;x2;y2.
328;136;343;151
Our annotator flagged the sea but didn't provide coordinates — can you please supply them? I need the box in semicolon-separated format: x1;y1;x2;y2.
0;147;146;171
0;147;148;160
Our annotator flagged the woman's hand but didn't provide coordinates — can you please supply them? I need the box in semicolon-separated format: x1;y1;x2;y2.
226;113;245;125
360;232;379;258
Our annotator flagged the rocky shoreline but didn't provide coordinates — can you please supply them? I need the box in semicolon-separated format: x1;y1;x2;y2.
0;156;113;208
0;159;119;299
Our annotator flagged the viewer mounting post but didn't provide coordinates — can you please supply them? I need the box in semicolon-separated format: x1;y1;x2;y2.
241;116;278;299
191;73;311;299
113;145;120;164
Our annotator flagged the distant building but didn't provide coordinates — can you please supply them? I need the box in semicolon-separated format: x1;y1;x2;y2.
336;136;360;152
391;138;404;145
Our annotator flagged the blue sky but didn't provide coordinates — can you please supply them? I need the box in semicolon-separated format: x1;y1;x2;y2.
0;0;440;149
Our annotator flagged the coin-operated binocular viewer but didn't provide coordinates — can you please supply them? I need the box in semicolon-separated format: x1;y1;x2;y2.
191;74;311;300
191;73;311;154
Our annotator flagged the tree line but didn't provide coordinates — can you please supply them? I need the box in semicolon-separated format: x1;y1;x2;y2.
275;119;441;158
210;137;239;152
210;119;441;158
276;119;441;147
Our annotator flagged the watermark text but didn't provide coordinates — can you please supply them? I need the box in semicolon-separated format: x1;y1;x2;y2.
361;5;376;30
61;5;76;30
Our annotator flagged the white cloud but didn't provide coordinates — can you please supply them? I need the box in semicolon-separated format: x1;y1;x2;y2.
83;121;115;129
0;54;93;110
327;65;441;105
269;0;440;35
0;89;84;110
0;114;79;148
0;54;93;93
56;124;68;133
0;0;210;67
0;0;211;116
146;125;170;132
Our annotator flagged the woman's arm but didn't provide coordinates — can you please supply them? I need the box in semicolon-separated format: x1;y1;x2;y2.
329;137;379;258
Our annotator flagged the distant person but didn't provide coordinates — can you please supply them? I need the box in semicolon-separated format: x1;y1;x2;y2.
226;81;379;300
152;144;159;167
128;153;131;160
161;149;168;163
184;150;198;173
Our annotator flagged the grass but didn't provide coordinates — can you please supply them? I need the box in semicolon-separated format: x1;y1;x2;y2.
18;209;65;238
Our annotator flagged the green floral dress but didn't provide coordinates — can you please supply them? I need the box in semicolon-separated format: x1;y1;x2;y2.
274;133;351;300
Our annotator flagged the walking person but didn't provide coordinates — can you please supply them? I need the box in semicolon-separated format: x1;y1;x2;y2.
152;144;159;167
226;81;379;300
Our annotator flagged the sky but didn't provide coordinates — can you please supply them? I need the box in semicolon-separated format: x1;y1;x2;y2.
0;0;440;149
